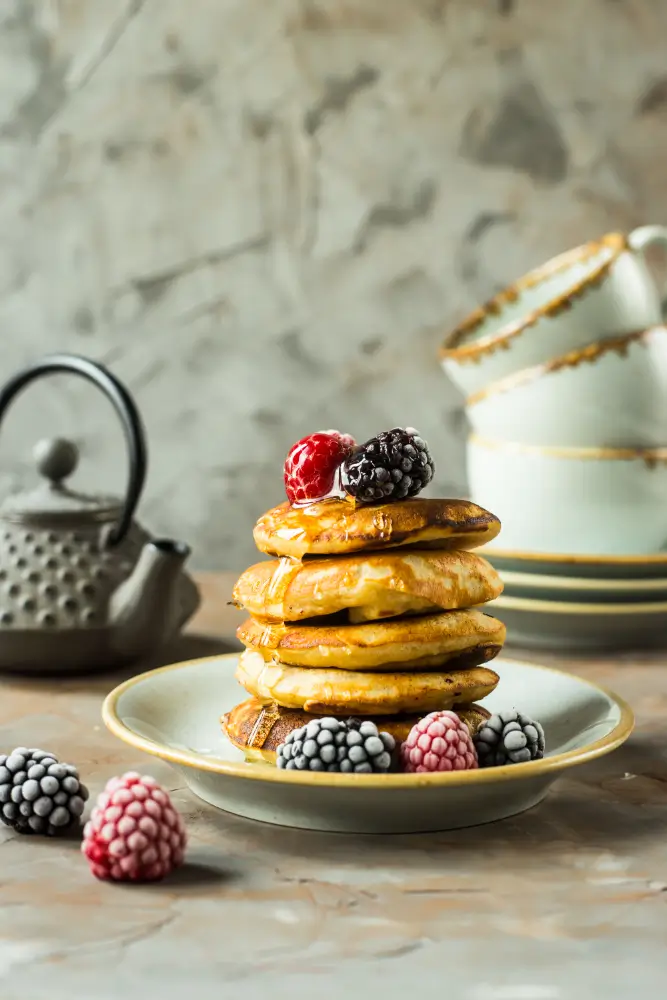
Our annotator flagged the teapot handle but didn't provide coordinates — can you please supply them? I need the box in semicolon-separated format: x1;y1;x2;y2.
0;353;147;547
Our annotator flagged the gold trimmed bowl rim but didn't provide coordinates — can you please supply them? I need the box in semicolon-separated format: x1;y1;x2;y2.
467;326;666;407
469;432;667;463
484;545;667;566
491;593;667;615
499;568;667;594
440;232;627;363
102;652;633;789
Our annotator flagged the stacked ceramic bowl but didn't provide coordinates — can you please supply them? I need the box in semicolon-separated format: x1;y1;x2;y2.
440;225;667;652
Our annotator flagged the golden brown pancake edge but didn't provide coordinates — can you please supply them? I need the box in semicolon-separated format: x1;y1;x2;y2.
232;548;504;623
235;649;500;715
253;497;501;558
237;609;506;670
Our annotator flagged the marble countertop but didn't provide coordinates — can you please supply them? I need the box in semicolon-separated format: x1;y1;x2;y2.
1;572;665;1000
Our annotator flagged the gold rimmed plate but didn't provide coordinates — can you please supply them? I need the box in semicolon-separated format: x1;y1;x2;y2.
483;545;667;580
489;594;667;652
498;568;667;603
103;653;633;834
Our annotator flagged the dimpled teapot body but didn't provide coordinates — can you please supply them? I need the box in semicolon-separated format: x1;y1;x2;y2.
0;355;200;673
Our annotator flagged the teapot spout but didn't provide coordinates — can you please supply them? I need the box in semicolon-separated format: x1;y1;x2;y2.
110;539;192;660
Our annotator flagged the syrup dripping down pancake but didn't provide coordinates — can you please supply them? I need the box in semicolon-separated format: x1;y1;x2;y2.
237;608;505;671
233;549;503;623
253;497;501;558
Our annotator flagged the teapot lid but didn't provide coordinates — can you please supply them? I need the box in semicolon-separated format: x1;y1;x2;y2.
0;438;122;524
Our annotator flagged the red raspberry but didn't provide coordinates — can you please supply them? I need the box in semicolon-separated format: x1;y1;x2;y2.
81;772;187;882
284;431;355;506
400;711;478;773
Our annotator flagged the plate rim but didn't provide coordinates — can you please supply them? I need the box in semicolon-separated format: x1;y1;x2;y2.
484;545;667;566
499;569;667;593
492;594;667;614
102;653;634;789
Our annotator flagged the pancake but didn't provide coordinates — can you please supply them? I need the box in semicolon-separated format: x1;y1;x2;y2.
222;697;492;764
253;497;501;558
232;549;503;623
236;649;500;714
237;609;505;671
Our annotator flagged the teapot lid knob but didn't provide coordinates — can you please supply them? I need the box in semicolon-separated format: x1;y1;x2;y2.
33;438;79;484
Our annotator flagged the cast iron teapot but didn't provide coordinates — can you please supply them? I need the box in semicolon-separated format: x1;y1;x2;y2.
0;354;200;672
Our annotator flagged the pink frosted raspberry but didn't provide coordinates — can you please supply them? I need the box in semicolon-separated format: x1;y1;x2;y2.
400;711;479;773
81;772;187;882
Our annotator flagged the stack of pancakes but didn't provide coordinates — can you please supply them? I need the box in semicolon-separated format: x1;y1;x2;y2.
224;496;506;764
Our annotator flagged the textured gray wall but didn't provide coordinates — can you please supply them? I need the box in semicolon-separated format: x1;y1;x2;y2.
1;0;667;569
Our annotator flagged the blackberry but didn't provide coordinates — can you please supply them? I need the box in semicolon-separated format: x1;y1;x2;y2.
473;710;545;767
0;747;89;835
342;427;435;503
277;717;395;773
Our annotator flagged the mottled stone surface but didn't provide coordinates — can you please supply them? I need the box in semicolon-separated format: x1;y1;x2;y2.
1;1;667;568
0;573;665;998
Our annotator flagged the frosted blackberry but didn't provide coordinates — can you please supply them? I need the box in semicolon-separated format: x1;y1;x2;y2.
341;718;395;772
0;747;89;835
474;711;545;767
342;427;435;503
276;718;395;773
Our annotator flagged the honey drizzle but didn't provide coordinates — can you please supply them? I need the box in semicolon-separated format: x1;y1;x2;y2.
256;620;287;649
264;556;302;618
258;496;359;558
247;704;281;748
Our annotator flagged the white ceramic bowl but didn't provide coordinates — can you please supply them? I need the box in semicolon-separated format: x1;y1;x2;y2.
467;326;667;448
468;434;667;555
440;226;667;398
103;653;633;834
490;594;667;652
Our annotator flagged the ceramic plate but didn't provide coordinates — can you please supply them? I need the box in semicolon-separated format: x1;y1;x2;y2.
498;568;667;604
483;545;667;580
490;594;667;652
102;653;633;834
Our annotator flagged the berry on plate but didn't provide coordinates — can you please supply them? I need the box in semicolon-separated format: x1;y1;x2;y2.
82;772;187;882
474;710;545;767
342;427;434;503
400;711;478;773
284;431;355;506
276;717;395;773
